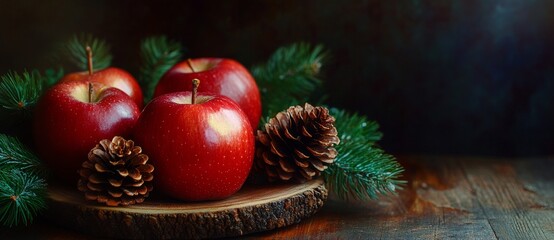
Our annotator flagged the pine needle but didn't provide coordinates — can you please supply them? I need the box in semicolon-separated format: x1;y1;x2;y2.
0;169;47;227
63;33;112;71
43;67;65;88
251;42;327;119
324;109;405;200
330;108;383;145
325;142;404;200
0;134;45;176
139;35;183;103
0;135;48;228
0;70;44;114
252;43;404;200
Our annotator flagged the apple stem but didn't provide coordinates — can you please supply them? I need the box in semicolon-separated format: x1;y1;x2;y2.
86;45;93;75
192;79;200;104
88;82;93;103
186;58;196;73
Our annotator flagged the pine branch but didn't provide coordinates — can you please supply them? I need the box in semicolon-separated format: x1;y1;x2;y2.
0;134;45;176
0;169;47;227
43;67;65;88
251;42;327;119
63;33;112;71
323;109;404;200
139;35;183;103
330;108;383;145
325;143;404;200
0;70;44;115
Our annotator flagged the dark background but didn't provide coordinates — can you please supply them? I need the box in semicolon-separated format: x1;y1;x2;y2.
1;0;553;156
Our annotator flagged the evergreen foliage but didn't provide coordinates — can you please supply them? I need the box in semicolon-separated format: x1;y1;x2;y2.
139;35;183;103
253;44;404;200
63;34;112;71
0;169;47;227
251;43;327;120
0;134;48;227
0;39;405;227
325;109;404;200
0;70;44;115
0;134;45;176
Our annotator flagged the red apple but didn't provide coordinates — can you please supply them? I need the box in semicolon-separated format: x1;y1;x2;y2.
33;81;140;183
154;58;261;128
60;67;144;108
134;80;254;201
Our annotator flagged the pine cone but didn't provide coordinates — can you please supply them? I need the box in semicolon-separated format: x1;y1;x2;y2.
78;136;154;206
255;103;340;182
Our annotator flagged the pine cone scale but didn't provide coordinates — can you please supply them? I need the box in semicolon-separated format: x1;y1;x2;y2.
108;190;123;198
94;163;110;173
269;140;287;158
108;178;123;187
128;169;142;180
109;160;126;166
85;192;98;201
78;136;154;206
283;127;298;140
79;168;92;178
136;163;154;173
87;182;103;192
293;148;310;159
254;103;340;182
88;174;106;184
116;168;129;177
276;168;293;180
142;174;153;182
257;130;271;145
300;126;313;138
261;152;277;166
278;159;295;173
125;180;144;187
137;186;148;195
122;188;136;196
308;158;326;171
91;151;110;163
294;158;310;168
130;154;149;166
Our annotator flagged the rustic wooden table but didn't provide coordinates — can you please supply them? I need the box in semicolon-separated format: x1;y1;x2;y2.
2;156;553;239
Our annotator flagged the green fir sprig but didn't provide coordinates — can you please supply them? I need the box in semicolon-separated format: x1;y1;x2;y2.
331;108;383;146
251;43;327;120
254;43;404;200
0;134;45;176
0;169;47;227
63;33;112;71
0;70;44;115
324;109;404;200
43;67;65;88
139;35;183;103
0;134;47;227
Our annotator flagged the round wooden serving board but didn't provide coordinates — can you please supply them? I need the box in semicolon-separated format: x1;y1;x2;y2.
46;179;327;239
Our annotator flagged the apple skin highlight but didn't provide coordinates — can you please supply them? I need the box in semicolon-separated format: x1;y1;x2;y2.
133;91;254;201
154;58;261;129
33;81;140;183
60;67;144;108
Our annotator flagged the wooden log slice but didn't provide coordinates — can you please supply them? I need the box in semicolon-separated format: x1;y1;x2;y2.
46;179;327;239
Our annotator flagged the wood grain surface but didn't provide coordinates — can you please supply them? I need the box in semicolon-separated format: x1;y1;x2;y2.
248;156;554;239
44;178;327;239
1;156;552;239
